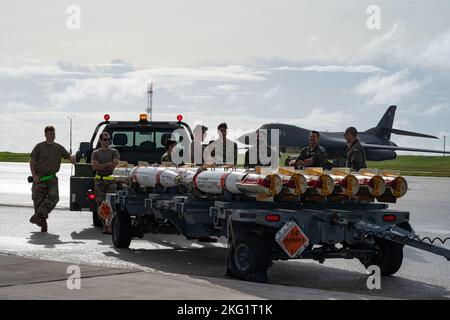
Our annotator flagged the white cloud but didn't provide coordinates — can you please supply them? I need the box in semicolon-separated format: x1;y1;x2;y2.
438;130;450;139
0;60;135;79
275;65;385;74
393;119;412;130
263;85;280;99
364;22;404;51
57;59;135;75
354;70;421;106
416;29;450;70
0;65;69;78
421;104;450;116
356;22;411;64
139;65;267;82
47;64;267;107
214;84;240;92
0;101;36;112
400;103;450;117
356;24;450;72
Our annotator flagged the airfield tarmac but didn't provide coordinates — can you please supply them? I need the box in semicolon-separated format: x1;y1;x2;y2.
0;163;449;299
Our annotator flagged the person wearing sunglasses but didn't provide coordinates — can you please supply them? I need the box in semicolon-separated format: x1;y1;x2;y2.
29;126;76;232
344;126;367;171
91;132;120;234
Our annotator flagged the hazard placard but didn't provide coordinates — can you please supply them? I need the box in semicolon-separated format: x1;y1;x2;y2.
275;221;309;258
99;201;113;221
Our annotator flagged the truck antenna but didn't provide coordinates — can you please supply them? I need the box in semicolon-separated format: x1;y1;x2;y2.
146;82;153;120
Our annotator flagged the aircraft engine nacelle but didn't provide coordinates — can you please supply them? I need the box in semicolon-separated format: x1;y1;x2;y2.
365;149;397;161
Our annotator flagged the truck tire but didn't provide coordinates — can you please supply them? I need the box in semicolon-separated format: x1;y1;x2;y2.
372;239;404;276
228;233;270;283
92;211;102;227
112;211;132;248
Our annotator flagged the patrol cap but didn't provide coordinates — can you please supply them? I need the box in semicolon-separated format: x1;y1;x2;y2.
344;126;358;136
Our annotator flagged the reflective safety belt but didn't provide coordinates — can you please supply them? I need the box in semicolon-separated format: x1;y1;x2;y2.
40;174;56;182
95;175;114;180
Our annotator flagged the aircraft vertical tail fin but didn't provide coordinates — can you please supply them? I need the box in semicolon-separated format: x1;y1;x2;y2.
368;105;438;140
375;105;396;140
368;105;396;140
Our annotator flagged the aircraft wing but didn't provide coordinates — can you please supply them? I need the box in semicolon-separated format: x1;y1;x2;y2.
362;143;450;154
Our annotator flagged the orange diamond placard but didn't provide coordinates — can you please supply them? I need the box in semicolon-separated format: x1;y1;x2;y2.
99;201;113;221
275;221;309;258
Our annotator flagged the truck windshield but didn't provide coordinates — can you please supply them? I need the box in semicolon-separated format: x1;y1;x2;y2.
107;129;183;150
97;126;188;165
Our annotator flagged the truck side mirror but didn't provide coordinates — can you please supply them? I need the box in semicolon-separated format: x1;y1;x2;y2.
79;142;90;154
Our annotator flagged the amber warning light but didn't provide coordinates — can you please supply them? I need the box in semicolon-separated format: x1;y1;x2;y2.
104;114;110;121
177;114;183;122
140;114;148;122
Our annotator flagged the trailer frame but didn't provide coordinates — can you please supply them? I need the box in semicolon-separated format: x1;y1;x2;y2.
105;188;450;282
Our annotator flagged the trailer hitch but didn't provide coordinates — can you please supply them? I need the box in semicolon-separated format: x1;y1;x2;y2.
353;221;450;261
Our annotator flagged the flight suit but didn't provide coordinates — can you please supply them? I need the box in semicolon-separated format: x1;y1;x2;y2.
346;140;367;171
295;145;327;168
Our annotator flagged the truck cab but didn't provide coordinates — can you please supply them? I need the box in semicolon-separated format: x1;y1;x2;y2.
70;114;193;226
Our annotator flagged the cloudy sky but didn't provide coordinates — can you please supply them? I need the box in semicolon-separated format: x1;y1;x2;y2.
1;0;449;153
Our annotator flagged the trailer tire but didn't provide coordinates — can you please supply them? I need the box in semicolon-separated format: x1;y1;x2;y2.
373;239;403;276
228;233;270;283
92;210;102;227
112;211;132;248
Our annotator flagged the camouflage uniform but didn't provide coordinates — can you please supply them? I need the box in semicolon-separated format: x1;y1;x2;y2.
32;178;59;219
94;179;117;209
30;141;70;225
91;148;120;229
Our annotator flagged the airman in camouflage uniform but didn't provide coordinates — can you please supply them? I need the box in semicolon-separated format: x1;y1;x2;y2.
30;126;75;232
91;132;120;234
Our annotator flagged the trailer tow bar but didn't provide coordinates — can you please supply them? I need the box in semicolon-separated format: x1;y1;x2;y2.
353;221;450;261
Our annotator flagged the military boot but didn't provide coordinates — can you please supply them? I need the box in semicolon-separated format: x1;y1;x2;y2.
40;217;48;232
29;214;43;227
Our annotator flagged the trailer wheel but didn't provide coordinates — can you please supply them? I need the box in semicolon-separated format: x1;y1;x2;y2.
228;233;270;283
371;239;404;276
112;211;132;248
92;210;102;227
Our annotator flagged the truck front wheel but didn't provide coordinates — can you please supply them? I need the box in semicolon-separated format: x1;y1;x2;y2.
112;211;132;248
228;233;270;283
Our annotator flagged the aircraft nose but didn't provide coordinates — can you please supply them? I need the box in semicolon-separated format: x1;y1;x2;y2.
237;131;257;145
